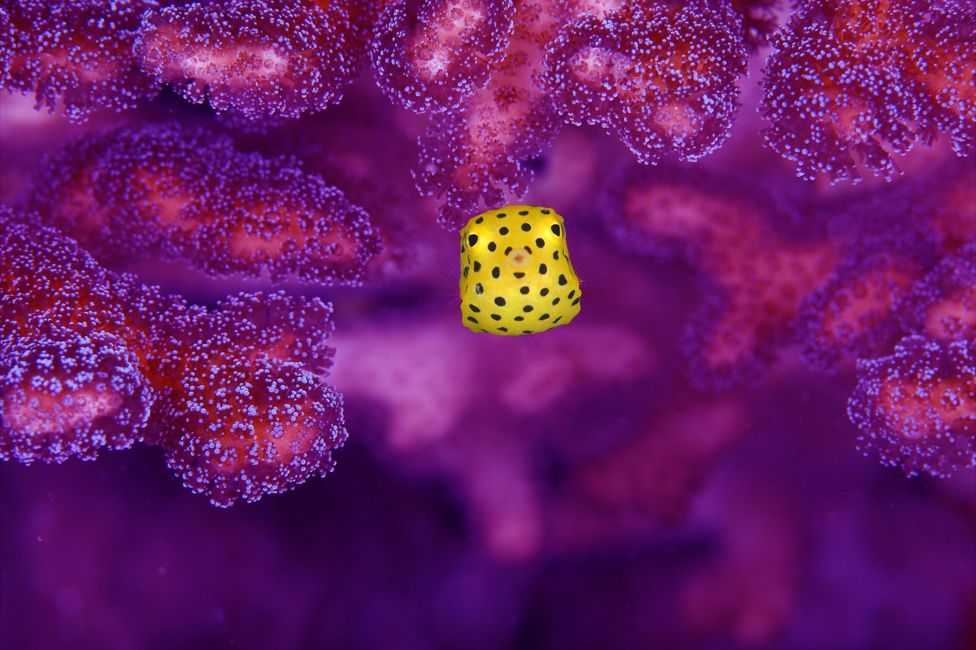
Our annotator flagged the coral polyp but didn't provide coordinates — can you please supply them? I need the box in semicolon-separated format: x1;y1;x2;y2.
0;207;140;352
545;1;748;164
849;335;975;477
371;0;515;113
0;207;347;506
899;242;976;342
0;327;152;464
156;298;346;507
413;0;567;227
761;0;976;182
27;123;381;284
0;0;160;122
136;0;365;120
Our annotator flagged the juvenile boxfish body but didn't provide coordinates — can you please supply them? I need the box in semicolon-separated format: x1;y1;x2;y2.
460;205;581;335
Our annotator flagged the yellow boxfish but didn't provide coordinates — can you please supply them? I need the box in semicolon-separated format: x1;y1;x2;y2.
460;205;581;335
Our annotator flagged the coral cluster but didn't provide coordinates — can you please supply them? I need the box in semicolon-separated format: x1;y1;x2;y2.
0;0;970;500
371;0;515;113
0;1;973;646
848;335;974;477
0;326;152;464
4;0;970;213
0;207;346;506
760;0;975;183
0;0;160;121
545;1;747;164
605;163;847;384
25;123;381;284
604;155;974;474
136;0;370;120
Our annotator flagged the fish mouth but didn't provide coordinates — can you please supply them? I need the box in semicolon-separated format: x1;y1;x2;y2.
506;246;533;267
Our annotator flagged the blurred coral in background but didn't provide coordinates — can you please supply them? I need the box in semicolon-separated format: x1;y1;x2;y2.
1;1;973;649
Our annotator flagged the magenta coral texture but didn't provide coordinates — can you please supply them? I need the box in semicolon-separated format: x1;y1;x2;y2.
25;123;381;284
135;0;368;120
371;0;516;113
545;1;748;163
0;326;152;464
1;207;347;507
1;1;974;649
760;0;975;182
849;335;975;477
0;0;161;122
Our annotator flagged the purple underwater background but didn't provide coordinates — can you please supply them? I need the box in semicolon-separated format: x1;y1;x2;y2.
1;1;974;649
